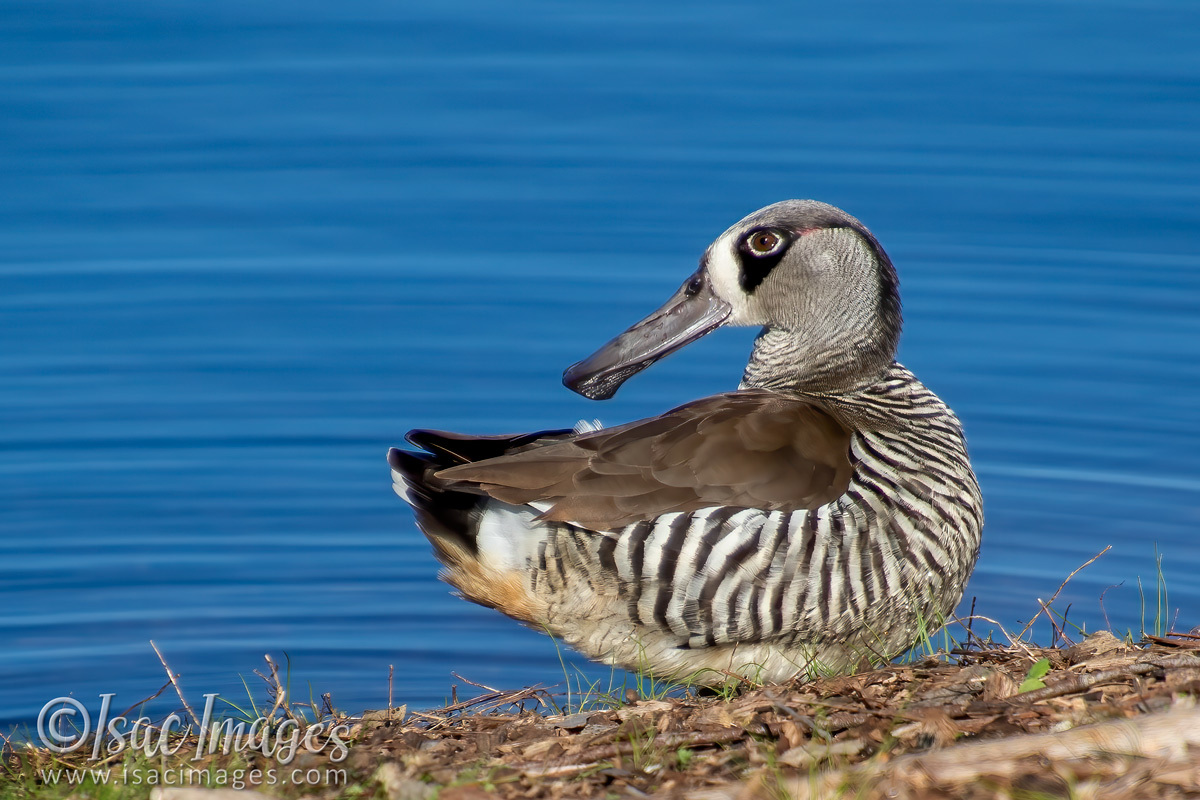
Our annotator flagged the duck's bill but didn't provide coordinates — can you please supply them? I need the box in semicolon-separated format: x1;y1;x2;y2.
563;271;732;400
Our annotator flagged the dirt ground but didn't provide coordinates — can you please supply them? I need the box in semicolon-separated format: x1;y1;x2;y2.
8;631;1200;800
349;631;1200;800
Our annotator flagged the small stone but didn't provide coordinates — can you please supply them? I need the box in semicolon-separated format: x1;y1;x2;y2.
374;762;436;800
150;790;274;800
550;712;591;730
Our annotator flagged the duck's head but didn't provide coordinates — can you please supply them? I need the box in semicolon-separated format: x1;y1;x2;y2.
564;200;902;399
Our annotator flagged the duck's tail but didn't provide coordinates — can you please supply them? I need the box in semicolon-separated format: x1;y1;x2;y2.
388;445;483;562
388;428;572;623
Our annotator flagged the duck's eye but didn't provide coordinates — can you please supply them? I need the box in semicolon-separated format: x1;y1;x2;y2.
747;230;782;256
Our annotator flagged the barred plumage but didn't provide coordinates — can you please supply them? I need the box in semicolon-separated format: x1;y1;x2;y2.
390;200;983;684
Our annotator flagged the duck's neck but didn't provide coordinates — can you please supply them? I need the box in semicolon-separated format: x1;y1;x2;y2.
739;327;896;395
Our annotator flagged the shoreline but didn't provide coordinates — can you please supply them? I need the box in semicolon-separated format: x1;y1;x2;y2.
7;630;1200;799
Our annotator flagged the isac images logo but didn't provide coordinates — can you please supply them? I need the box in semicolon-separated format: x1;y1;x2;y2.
35;693;352;789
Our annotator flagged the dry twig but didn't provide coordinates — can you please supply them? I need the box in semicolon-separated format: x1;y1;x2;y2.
1016;546;1112;641
149;640;200;727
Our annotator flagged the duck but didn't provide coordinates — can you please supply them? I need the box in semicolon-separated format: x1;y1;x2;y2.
388;200;983;685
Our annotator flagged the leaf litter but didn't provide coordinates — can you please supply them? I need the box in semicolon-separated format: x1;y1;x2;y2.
8;632;1200;799
344;629;1200;800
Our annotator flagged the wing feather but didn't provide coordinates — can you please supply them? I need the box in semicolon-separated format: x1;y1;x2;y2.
436;390;853;530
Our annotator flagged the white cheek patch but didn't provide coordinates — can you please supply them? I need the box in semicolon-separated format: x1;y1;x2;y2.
705;234;758;326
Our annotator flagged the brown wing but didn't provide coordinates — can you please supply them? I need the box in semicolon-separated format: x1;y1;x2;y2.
435;390;853;531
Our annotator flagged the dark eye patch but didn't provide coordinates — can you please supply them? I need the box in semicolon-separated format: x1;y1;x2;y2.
736;227;791;292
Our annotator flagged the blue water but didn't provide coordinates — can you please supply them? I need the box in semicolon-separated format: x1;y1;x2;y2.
3;0;1199;728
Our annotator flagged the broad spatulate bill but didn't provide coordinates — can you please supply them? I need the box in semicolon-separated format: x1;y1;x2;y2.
389;200;983;684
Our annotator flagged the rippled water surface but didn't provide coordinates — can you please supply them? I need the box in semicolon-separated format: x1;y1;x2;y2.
3;0;1199;726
